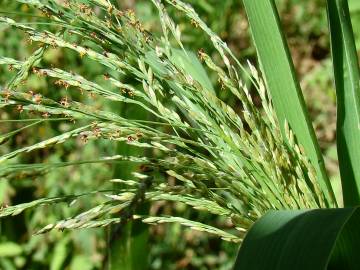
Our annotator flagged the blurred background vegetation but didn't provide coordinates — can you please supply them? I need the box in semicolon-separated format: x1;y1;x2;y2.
1;0;360;269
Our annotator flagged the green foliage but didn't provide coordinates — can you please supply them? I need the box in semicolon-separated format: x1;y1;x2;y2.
235;208;360;269
0;242;23;257
242;0;336;206
0;0;325;237
0;0;359;269
235;0;360;268
108;98;149;269
327;0;360;206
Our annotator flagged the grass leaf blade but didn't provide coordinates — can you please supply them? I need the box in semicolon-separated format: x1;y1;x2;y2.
234;208;360;269
327;0;360;206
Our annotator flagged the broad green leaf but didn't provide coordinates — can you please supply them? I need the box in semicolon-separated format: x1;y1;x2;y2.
242;0;336;206
327;0;360;206
234;208;360;269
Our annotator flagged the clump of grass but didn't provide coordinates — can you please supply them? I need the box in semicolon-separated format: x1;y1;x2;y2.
0;0;332;244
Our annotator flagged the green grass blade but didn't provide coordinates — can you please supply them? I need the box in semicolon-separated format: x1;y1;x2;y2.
327;0;360;206
234;208;360;269
242;0;336;206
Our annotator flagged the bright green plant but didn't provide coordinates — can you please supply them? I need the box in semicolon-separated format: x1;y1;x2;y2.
0;0;359;269
235;0;360;268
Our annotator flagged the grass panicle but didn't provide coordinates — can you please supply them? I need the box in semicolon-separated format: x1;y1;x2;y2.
0;0;329;246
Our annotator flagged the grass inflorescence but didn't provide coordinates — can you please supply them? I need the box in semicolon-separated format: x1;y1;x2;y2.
0;0;332;244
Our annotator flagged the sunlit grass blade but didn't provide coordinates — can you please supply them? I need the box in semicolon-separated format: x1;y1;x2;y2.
234;208;360;269
327;0;360;206
242;0;336;206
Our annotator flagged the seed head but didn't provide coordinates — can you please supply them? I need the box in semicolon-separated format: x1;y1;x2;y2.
42;112;50;118
2;89;11;103
33;94;42;104
198;48;206;61
60;96;70;107
16;104;24;113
